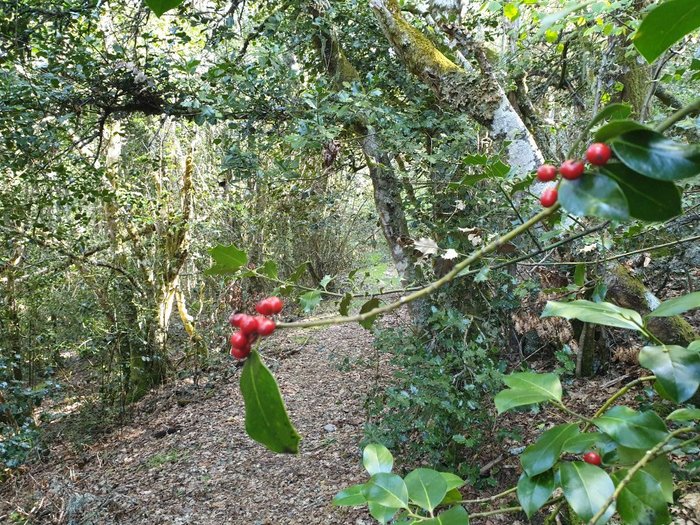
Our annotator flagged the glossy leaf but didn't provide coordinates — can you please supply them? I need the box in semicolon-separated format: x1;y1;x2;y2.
359;298;381;329
338;292;352;316
611;129;700;181
405;468;448;513
205;244;248;275
145;0;184;17
593;120;648;143
440;488;463;505
366;473;409;509
639;345;700;402
521;423;580;477
542;300;643;331
589;103;632;127
368;501;399;524
422;505;470;524
562;432;608;454
647;291;700;317
633;0;700;63
559;172;629;221
517;470;555;518
440;472;466;491
299;290;322;313
259;260;278;279
494;372;562;413
645;456;675;503
333;484;367;506
593;406;668;449
560;462;615;524
363;443;393;475
600;164;681;221
667;408;700;421
240;350;301;454
612;469;671;525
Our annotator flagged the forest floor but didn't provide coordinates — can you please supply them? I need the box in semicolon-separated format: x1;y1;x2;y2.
0;317;391;524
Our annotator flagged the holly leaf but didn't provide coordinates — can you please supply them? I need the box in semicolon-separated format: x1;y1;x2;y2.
494;372;562;413
559;172;629;221
639;345;700;403
359;298;381;329
611;129;700;181
144;0;184;17
593;406;668;449
521;423;580;477
560;462;615;524
593;120;649;143
240;350;301;454
205;244;248;275
612;469;671;525
517;470;555;518
633;0;700;63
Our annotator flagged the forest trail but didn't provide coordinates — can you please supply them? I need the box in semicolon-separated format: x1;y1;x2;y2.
1;322;383;524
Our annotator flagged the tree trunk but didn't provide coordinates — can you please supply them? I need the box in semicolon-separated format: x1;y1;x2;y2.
369;0;544;173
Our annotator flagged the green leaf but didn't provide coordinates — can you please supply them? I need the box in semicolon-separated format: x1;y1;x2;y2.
144;0;184;17
521;423;580;477
559;172;629;221
644;456;674;503
560;462;615;524
359;298;381;329
599;164;681;221
205;244;248;275
574;264;586;287
542;300;643;331
440;488;463;506
647;291;700;317
593;120;648;143
639;345;700;403
288;262;309;283
363;443;393;475
517;470;555;518
339;292;352;316
240;350;301;454
366;473;409;509
589;103;633;127
562;432;609;454
299;290;322;313
611;129;700;181
667;408;700;421
593;406;668;449
422;505;470;524
538;0;597;34
333;484;367;506
633;0;700;63
494;372;562;413
612;469;671;525
260;260;278;279
504;3;519;21
368;501;399;524
440;472;466;491
405;468;448;513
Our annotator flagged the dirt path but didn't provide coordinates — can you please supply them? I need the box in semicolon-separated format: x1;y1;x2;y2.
1;322;382;524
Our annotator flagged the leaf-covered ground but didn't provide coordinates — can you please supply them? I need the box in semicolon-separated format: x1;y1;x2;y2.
0;322;381;524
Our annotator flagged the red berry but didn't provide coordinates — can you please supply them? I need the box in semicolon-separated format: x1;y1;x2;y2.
586;143;612;166
238;315;259;335
229;313;245;327
266;296;283;314
256;316;276;336
255;299;274;316
536;164;558;182
229;331;249;350
559;160;585;180
230;344;250;360
583;451;602;466
540;186;558;208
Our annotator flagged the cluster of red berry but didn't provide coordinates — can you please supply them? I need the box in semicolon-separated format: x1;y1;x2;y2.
228;296;283;359
535;143;613;207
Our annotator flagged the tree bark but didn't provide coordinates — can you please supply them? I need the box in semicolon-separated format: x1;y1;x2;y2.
369;0;544;173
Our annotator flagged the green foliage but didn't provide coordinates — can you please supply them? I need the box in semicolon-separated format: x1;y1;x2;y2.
364;308;502;480
144;0;184;17
240;350;300;454
633;0;700;63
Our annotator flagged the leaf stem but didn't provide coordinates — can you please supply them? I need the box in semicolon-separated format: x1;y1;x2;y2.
469;505;522;518
586;426;694;525
277;205;559;329
554;401;596;425
583;375;655;431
